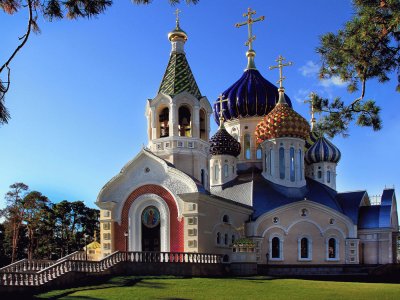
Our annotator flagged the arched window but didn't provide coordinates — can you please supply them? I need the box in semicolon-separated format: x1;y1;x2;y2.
224;164;229;178
232;165;235;175
297;149;303;180
299;237;311;260
222;215;229;223
231;235;235;244
272;237;280;259
269;148;274;176
201;169;205;186
328;238;337;259
214;165;219;181
279;147;285;179
224;233;228;245
318;170;322;179
199;109;206;140
290;147;295;182
327;170;331;183
159;107;169;138
178;106;191;137
256;145;262;159
216;232;221;244
244;134;251;160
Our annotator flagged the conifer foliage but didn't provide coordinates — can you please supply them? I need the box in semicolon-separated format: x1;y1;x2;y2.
0;182;99;265
313;0;400;137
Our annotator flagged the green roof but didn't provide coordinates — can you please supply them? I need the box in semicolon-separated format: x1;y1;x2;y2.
158;52;202;99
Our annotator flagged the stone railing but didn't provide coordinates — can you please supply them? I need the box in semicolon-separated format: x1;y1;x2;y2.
125;251;222;264
0;251;122;287
0;259;54;273
0;251;222;287
56;251;87;262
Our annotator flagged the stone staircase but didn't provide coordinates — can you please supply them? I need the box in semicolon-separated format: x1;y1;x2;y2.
0;251;222;288
0;251;125;287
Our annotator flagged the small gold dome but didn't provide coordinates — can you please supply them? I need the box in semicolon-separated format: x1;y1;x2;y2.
168;25;187;41
255;96;310;143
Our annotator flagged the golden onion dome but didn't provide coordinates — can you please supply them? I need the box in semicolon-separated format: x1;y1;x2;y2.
255;89;310;143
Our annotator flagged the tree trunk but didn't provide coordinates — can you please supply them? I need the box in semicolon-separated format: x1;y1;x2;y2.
11;222;20;263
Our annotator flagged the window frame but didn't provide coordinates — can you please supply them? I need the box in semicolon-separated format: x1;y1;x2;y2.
298;236;312;261
326;237;340;261
269;235;284;261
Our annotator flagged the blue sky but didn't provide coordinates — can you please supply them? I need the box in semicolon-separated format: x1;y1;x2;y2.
1;0;399;211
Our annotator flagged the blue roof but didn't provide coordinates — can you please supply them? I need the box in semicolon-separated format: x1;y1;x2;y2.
358;205;392;229
213;69;292;125
207;171;397;228
250;175;343;219
381;189;395;206
336;191;366;224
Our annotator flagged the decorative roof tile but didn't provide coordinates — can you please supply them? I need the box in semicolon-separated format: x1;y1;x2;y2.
209;128;241;157
255;101;310;143
158;52;202;99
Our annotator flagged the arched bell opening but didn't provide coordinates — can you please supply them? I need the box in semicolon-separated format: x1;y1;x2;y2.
178;106;192;137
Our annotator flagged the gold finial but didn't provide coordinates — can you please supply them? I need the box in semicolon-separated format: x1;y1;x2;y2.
235;8;265;51
304;93;317;130
215;94;228;129
174;8;181;28
269;55;293;90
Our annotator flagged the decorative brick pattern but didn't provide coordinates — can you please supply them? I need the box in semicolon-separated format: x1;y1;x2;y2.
114;184;184;252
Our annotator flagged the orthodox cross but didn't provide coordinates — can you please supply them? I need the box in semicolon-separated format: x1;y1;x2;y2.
304;93;317;130
235;8;265;51
174;8;181;27
215;94;228;128
269;55;293;89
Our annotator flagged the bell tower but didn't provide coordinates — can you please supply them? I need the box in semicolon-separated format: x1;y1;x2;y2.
145;10;212;185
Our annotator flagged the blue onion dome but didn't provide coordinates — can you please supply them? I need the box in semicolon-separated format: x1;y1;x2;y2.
213;70;292;125
305;130;321;149
305;136;341;164
209;128;241;157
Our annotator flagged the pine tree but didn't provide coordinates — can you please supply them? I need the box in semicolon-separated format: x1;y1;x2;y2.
314;0;400;137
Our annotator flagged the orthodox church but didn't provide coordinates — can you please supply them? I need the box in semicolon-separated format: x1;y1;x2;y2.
96;9;398;265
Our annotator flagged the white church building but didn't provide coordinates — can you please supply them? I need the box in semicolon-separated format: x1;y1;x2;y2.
96;11;398;266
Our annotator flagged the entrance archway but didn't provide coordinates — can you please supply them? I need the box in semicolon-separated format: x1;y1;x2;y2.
128;193;171;252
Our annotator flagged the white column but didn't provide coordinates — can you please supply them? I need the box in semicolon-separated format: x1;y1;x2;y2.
150;106;157;140
192;105;200;138
170;103;177;136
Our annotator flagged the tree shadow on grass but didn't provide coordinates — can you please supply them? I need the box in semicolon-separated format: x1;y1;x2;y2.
33;276;143;300
33;276;192;300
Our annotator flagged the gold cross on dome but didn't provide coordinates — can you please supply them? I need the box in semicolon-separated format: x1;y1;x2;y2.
174;8;181;27
235;8;265;51
269;55;293;89
215;94;228;128
304;93;317;130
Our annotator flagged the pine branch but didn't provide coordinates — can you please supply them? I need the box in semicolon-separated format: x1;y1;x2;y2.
0;0;34;75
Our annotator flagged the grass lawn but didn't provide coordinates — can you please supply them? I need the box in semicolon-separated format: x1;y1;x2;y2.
34;276;400;300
